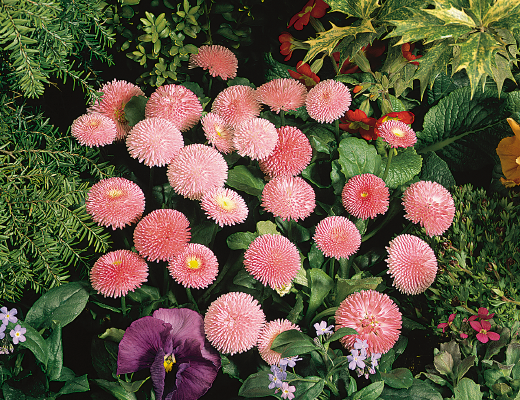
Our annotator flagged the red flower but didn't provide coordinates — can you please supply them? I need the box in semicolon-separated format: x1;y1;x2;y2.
374;111;415;137
470;320;500;343
288;61;320;90
333;40;386;74
401;43;422;66
279;33;309;62
288;0;329;31
339;109;378;141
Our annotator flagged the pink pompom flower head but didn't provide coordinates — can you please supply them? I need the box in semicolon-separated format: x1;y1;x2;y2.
342;174;389;219
402;180;455;236
378;119;417;148
200;112;235;154
88;79;145;140
305;79;351;123
90;250;148;298
335;289;402;355
256;78;307;113
189;45;238;80
145;84;202;132
133;209;191;262
386;234;438;295
257;319;300;366
167;144;228;200
233;117;279;160
86;177;145;230
261;176;316;222
126;117;184;167
313;216;361;259
204;292;266;355
167;243;219;289
201;187;248;227
71;113;118;147
211;85;261;127
243;234;301;292
259;126;313;178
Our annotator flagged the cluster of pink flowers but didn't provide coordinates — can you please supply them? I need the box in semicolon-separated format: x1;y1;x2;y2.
437;308;500;343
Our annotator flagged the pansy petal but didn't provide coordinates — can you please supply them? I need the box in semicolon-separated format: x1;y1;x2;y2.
150;347;167;400
169;359;219;400
117;316;170;375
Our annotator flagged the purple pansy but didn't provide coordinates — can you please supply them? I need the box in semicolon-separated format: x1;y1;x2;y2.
117;308;221;400
0;307;18;325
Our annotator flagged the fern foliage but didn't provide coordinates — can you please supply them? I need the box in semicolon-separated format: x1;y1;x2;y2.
0;96;115;301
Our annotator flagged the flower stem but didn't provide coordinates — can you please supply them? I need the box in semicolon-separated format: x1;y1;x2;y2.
382;148;394;182
334;119;340;143
186;288;200;313
280;110;285;126
121;295;127;315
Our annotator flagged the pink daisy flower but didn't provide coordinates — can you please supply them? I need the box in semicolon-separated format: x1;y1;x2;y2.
402;180;455;236
86;177;145;230
386;234;438;295
189;45;238;80
167;144;228;200
233;117;279;160
261;176;316;221
313;216;361;259
378;120;417;148
342;174;389;219
256;78;307;113
243;234;301;291
211;85;261;127
71;113;117;147
204;292;266;355
133;209;191;262
88;79;145;140
257;319;300;366
167;243;219;289
200;187;248;227
305;79;351;123
200;112;235;154
90;250;148;298
259;126;312;178
145;84;202;132
335;289;402;355
126;117;184;167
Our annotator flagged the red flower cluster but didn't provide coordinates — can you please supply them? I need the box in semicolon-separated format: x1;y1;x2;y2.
332;41;386;74
401;43;422;66
288;0;329;31
288;61;320;89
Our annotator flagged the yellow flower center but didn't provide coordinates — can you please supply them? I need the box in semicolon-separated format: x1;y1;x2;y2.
216;126;223;137
163;354;176;373
89;119;101;129
217;195;235;211
112;260;122;266
391;127;405;137
108;189;124;198
360;191;368;198
187;257;201;270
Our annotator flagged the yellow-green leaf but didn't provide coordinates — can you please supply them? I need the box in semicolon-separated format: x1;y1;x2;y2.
483;0;520;27
378;0;424;21
469;0;491;23
303;20;375;64
327;0;380;20
413;40;454;98
424;3;477;27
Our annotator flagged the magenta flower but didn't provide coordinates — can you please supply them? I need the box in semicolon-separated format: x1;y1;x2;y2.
469;320;500;343
437;313;456;333
469;307;495;321
117;308;220;400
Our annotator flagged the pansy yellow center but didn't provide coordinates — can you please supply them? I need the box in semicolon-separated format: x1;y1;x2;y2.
108;189;124;198
360;191;369;198
163;354;176;373
391;127;405;137
187;257;201;270
217;195;235;211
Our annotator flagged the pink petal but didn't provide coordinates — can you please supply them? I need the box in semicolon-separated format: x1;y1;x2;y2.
476;333;489;343
487;331;500;341
470;320;482;332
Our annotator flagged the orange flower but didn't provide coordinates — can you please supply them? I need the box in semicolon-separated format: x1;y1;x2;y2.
288;0;329;31
288;61;320;90
496;118;520;187
279;32;309;61
401;43;422;66
339;109;377;141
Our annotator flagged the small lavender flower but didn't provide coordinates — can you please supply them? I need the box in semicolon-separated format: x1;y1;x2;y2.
280;356;302;370
0;324;5;340
9;325;26;345
314;321;334;336
354;338;369;357
370;352;381;367
0;308;18;325
268;372;283;389
347;349;366;370
280;381;296;400
271;364;287;380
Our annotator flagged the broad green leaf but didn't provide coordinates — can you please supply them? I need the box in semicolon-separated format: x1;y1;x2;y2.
294;379;325;400
381;368;414;389
327;0;381;19
304;21;375;63
221;355;240;380
426;70;468;105
124;95;148;127
337;136;382;179
455;355;476;383
483;0;520;27
263;52;293;82
256;220;279;236
380;378;443;399
25;281;89;330
424;4;477;26
419;151;456;189
226;165;265;197
491;51;516;95
306;269;334;323
454;377;483;400
19;321;48;368
271;329;318;358
325;327;358;344
414;41;456;98
382;147;422;189
335;276;383;305
353;381;384;400
56;374;90;396
238;371;277;397
433;351;454;376
94;379;137;400
378;0;431;21
226;231;257;250
454;31;498;96
469;0;491;22
45;325;63;381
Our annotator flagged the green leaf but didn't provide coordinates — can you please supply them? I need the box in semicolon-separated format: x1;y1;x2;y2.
327;0;381;19
378;0;426;21
419;151;456;189
337;136;382;180
455;355;475;383
257;221;279;236
238;371;277;397
414;41;455;99
380;378;444;399
271;329;318;358
382;147;422;189
294;378;325;400
25;282;89;330
483;0;520;27
94;379;137;400
424;4;477;27
45;325;63;381
221;354;241;381
381;368;414;389
263;52;293;82
335;276;382;305
325;327;358;344
226;165;265;197
226;231;257;250
56;374;90;396
306;268;334;322
454;377;483;400
353;380;384;400
19;321;48;368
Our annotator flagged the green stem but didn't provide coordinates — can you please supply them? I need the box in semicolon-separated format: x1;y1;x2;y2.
382;148;394;182
186;288;200;313
280;110;285;126
121;295;127;315
328;258;335;277
334;119;340;143
338;257;352;279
